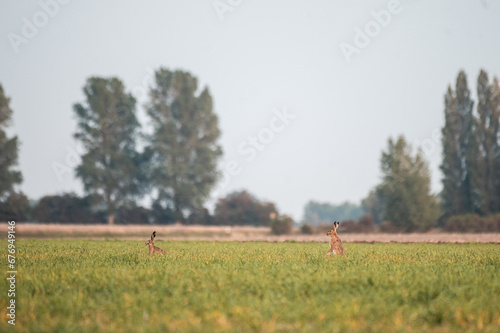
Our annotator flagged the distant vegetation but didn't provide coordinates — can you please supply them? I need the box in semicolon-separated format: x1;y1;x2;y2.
303;70;500;233
270;214;294;235
303;201;364;226
0;69;499;232
213;190;277;226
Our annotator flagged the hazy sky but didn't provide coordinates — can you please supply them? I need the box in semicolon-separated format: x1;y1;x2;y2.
1;0;499;221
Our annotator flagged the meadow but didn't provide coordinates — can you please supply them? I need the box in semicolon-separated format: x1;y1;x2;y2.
1;240;499;332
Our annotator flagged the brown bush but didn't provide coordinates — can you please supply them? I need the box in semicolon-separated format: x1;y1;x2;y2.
213;190;277;226
271;215;294;235
444;214;500;233
338;219;359;233
300;223;314;234
379;220;401;233
336;215;376;233
358;215;376;233
315;223;333;234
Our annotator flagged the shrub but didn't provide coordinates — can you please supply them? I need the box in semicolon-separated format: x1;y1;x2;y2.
271;215;294;235
445;214;500;233
151;202;178;224
336;215;376;233
316;224;333;234
32;193;101;223
338;219;359;233
117;205;153;224
300;223;314;234
379;220;401;233
187;208;214;225
358;215;376;232
0;192;31;222
213;190;277;226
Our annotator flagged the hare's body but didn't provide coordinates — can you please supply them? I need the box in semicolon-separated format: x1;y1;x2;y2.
146;231;166;255
326;222;345;255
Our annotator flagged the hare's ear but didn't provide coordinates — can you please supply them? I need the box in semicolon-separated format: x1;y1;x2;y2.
151;231;156;241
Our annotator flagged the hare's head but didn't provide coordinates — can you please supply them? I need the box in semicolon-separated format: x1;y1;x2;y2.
145;231;156;246
326;222;340;236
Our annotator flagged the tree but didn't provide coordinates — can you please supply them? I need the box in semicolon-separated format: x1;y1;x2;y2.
440;71;475;217
303;201;364;226
0;192;30;222
151;201;177;224
213;190;277;226
116;205;153;224
0;84;22;200
470;70;500;215
492;78;500;213
73;77;145;224
187;208;213;225
380;136;440;232
32;193;102;223
146;68;222;222
361;186;385;224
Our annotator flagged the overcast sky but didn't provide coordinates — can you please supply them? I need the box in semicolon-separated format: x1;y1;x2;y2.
1;0;499;221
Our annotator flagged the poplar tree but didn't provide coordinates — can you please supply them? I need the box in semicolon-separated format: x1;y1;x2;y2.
440;71;475;216
471;71;500;214
491;78;500;213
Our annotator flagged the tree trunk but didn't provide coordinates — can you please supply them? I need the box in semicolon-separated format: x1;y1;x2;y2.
108;213;114;225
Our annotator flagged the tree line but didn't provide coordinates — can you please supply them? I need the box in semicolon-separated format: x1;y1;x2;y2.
305;69;500;232
1;69;499;231
0;70;277;226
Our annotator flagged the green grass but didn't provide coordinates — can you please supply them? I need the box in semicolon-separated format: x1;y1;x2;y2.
1;241;499;332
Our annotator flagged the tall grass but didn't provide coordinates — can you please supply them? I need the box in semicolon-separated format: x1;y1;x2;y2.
1;241;499;332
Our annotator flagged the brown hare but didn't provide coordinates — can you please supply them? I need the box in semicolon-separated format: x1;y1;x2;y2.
326;221;345;255
145;231;166;255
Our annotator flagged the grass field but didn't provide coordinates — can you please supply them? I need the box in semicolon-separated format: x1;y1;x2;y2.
1;240;499;332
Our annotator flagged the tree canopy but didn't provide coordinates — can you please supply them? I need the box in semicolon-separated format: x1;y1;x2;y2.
303;201;364;226
0;84;22;200
73;77;146;224
146;68;222;222
380;136;440;232
214;190;277;226
441;70;500;219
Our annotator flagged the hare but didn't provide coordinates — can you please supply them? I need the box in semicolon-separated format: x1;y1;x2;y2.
145;231;166;255
326;221;345;255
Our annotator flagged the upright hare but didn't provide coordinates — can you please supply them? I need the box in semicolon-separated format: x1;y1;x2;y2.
145;231;166;255
326;221;345;255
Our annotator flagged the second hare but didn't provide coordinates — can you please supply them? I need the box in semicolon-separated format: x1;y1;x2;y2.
326;221;345;255
145;231;166;255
